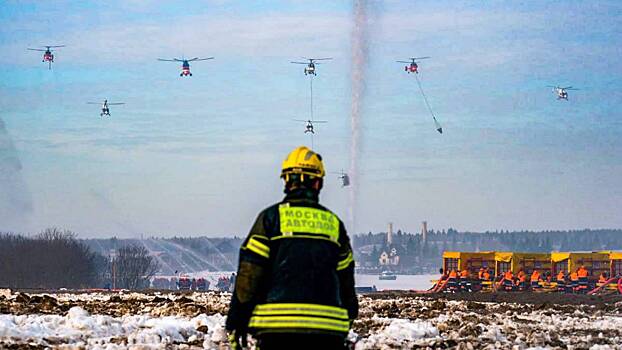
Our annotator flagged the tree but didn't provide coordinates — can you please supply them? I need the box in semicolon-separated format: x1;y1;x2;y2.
114;244;159;289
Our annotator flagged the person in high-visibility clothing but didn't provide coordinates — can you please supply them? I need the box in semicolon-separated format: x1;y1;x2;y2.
226;146;358;350
598;272;608;285
502;270;514;291
483;268;491;281
459;269;470;292
556;270;566;293
569;271;579;293
577;266;589;293
530;270;541;289
447;269;459;292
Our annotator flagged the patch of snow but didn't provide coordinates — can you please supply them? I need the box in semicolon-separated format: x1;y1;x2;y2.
356;317;438;349
0;306;226;349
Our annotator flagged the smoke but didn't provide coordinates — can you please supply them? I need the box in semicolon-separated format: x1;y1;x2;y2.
349;0;370;234
0;117;33;230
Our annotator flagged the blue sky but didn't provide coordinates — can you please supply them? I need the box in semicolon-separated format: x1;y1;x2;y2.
1;1;621;237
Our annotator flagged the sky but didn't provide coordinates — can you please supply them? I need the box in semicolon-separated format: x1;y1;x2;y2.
0;0;621;237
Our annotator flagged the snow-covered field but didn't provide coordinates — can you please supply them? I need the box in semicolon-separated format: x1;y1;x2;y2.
1;289;622;349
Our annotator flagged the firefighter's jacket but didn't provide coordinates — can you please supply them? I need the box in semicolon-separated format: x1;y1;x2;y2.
226;189;358;336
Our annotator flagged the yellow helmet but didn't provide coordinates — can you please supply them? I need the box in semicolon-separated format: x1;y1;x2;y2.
281;146;325;180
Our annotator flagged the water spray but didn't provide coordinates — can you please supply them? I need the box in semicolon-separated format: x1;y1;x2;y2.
0;117;33;229
349;0;369;233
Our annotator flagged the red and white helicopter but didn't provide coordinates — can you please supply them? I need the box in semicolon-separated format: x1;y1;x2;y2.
28;45;65;70
157;56;214;77
397;57;430;74
291;57;332;76
547;85;579;100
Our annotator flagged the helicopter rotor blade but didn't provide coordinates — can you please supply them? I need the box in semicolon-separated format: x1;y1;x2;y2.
312;120;328;123
189;57;214;61
561;86;574;90
47;45;65;48
396;60;411;63
86;102;101;104
292;119;309;122
108;103;125;105
27;48;47;52
290;61;308;64
302;57;332;61
157;58;178;62
411;56;430;60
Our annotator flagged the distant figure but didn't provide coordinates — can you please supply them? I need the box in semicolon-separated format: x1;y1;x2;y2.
483;268;491;281
447;269;458;292
577;266;589;293
556;270;566;293
230;272;236;286
570;271;579;293
503;270;514;291
530;270;541;289
598;272;608;284
460;269;470;292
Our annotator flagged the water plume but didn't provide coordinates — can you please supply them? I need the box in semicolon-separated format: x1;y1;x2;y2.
0;117;33;230
349;0;369;234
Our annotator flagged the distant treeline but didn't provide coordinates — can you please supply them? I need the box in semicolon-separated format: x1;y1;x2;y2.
0;228;158;289
353;228;622;273
0;228;106;289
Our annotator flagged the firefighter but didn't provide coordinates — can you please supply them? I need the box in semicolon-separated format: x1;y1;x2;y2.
517;270;527;291
598;272;608;285
502;270;514;291
460;269;470;292
226;146;358;350
447;269;458;292
569;270;579;293
556;270;566;293
577;266;589;293
530;270;541;289
478;268;485;280
483;268;491;281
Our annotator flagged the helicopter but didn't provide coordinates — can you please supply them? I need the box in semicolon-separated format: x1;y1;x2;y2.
27;45;65;70
157;57;214;76
332;170;350;187
290;57;332;76
397;57;430;74
293;119;327;134
87;99;125;117
547;85;579;100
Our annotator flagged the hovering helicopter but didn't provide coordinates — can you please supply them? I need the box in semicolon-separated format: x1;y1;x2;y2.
547;85;579;100
293;119;327;134
157;57;214;77
290;57;332;76
397;57;430;74
332;170;350;187
27;45;65;70
87;99;125;117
